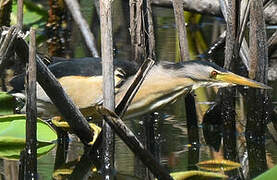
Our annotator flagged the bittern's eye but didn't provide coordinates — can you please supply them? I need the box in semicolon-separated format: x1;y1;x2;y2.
210;71;218;78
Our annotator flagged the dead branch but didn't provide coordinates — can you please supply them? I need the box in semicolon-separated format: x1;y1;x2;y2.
64;0;99;57
151;0;277;25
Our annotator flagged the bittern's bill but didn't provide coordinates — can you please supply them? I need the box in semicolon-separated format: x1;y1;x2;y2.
10;57;271;119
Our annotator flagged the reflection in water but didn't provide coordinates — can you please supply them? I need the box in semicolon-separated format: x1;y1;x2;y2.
203;103;223;152
185;93;200;171
246;88;270;178
0;92;275;179
2;160;18;180
133;114;159;179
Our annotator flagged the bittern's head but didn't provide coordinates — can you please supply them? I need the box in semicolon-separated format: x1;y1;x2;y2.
161;60;271;89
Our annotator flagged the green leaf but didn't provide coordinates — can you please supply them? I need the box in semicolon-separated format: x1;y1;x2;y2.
23;0;48;17
0;92;15;115
170;171;228;180
11;0;47;27
0;114;57;160
254;165;277;180
197;159;241;172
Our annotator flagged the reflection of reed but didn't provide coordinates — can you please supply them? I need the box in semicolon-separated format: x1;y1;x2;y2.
116;135;135;176
164;113;188;134
3;160;19;180
66;135;82;162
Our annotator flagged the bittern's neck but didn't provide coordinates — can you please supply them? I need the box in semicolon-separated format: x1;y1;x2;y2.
116;64;194;118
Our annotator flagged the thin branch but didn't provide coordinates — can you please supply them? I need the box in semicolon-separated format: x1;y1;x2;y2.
173;0;190;61
246;0;269;177
25;28;37;179
17;0;23;29
100;0;115;177
151;0;277;25
145;0;156;60
64;0;99;57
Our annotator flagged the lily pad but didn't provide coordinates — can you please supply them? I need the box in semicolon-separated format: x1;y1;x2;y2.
170;171;228;180
0;92;15;115
0;114;57;143
197;159;241;172
254;165;277;180
0;114;57;160
0;143;55;160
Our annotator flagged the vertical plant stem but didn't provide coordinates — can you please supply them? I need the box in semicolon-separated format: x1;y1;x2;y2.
145;0;156;60
224;0;240;69
100;0;115;178
0;0;12;26
17;0;23;29
221;0;240;167
133;1;157;178
135;0;145;62
238;0;250;46
129;0;136;60
173;0;199;171
143;1;156;177
25;28;37;179
172;0;190;62
248;1;268;84
129;0;146;62
246;0;269;177
219;2;241;178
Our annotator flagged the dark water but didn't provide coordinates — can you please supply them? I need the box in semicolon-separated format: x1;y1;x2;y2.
1;2;277;180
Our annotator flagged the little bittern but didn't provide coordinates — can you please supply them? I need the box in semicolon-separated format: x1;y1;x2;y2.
10;57;270;119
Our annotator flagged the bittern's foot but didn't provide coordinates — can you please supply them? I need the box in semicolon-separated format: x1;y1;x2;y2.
51;116;101;145
88;123;101;145
51;116;70;129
